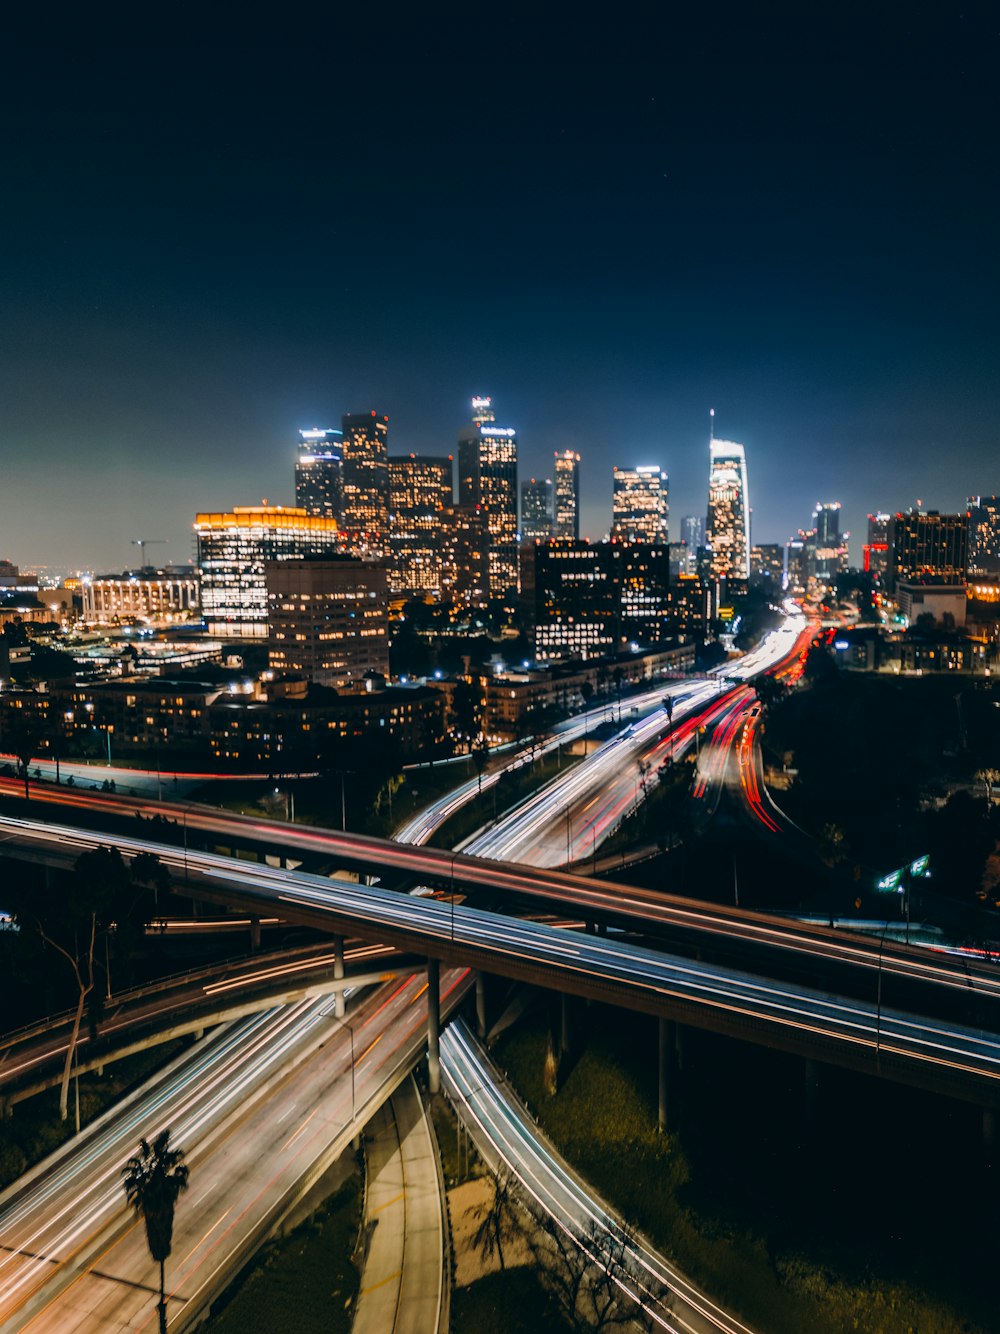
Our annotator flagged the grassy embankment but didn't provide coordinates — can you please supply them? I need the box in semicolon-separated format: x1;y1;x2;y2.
495;1004;995;1334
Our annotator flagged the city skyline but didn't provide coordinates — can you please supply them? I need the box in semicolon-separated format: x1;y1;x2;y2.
1;9;996;571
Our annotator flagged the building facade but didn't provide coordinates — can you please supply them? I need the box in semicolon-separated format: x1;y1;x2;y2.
266;557;389;688
294;427;343;519
706;440;750;583
81;574;201;626
889;511;969;588
553;451;581;539
388;454;453;594
195;505;341;638
968;496;1000;574
750;544;784;589
520;477;554;541
864;512;891;582
611;466;669;545
340;411;391;556
457;396;519;597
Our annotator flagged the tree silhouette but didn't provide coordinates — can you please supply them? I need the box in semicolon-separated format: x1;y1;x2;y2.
471;1165;524;1272
122;1129;189;1334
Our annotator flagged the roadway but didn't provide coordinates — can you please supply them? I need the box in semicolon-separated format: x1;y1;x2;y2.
443;1020;753;1334
0;968;469;1332
3;816;1000;1108
0;941;402;1107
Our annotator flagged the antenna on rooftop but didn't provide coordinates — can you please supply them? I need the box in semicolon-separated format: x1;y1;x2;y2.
709;408;715;443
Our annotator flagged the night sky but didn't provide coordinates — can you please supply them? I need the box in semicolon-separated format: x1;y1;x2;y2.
1;6;998;572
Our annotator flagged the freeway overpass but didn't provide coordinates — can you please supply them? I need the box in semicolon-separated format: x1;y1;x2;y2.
0;941;406;1108
4;813;1000;1113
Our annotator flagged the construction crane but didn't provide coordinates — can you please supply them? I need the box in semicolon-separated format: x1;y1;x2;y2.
131;538;166;569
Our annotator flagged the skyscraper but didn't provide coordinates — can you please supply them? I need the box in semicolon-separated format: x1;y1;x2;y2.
295;428;343;520
889;510;969;588
611;466;668;545
681;515;705;575
195;505;341;637
706;438;750;583
458;396;519;597
968;496;1000;573
812;502;849;582
864;512;891;581
520;478;554;541
387;455;453;594
553;451;581;539
340;411;390;556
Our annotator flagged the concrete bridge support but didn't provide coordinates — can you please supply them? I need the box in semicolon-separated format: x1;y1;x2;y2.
475;972;487;1041
658;1017;677;1133
427;958;441;1095
334;936;345;1019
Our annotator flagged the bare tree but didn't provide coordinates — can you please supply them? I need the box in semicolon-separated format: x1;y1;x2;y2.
471;1166;525;1272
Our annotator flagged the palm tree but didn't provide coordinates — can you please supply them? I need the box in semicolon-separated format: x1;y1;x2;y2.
122;1130;189;1333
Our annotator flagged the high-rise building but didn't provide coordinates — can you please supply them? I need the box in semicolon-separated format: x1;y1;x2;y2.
266;556;389;688
785;531;814;594
812;502;849;582
889;511;969;588
295;428;343;520
387;454;453;594
706;439;750;583
620;544;671;644
864;512;891;581
340;411;390;556
553;451;581;539
750;544;784;589
458;396;518;597
519;540;622;661
519;539;671;661
440;504;489;606
520;478;554;541
611;466;669;545
968;496;1000;574
681;515;705;575
195;505;341;637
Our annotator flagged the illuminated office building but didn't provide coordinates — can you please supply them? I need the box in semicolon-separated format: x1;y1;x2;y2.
750;544;784;589
520;540;621;660
519;539;671;661
520;478;554;541
968;496;1000;573
294;428;343;519
458;396;518;596
813;501;849;582
889;510;968;588
195;505;340;638
706;440;750;582
266;556;389;688
440;504;489;606
612;466;669;545
388;454;453;594
864;512;891;581
340;411;390;556
681;515;705;574
553;451;581;539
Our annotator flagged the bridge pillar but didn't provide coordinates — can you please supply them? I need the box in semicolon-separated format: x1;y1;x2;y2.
475;973;487;1040
250;915;261;952
658;1017;677;1133
334;936;346;1019
427;958;441;1095
560;993;573;1055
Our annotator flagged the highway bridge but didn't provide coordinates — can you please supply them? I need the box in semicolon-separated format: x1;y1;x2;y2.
3;813;1000;1112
